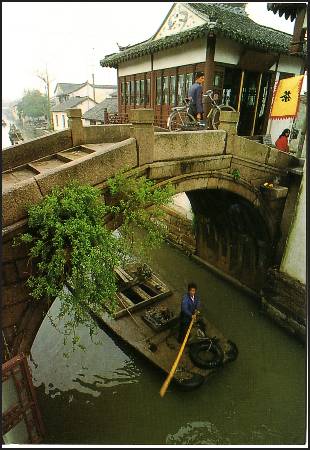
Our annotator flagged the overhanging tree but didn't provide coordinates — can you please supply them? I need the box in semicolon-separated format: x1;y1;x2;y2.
15;171;174;354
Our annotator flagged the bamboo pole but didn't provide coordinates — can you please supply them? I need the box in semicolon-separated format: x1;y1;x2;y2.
237;70;245;112
159;313;196;397
251;73;263;136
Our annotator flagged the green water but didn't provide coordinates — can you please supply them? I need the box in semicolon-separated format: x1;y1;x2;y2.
29;243;306;445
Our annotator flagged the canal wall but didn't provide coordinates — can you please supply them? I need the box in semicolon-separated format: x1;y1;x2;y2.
261;168;306;341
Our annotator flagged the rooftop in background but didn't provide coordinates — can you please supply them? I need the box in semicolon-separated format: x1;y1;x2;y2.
82;93;118;121
267;3;307;21
54;81;117;95
51;96;91;112
100;2;305;68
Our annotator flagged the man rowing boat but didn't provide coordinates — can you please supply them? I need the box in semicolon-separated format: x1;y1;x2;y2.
178;282;200;343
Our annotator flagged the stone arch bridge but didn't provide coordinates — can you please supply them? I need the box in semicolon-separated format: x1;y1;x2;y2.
2;108;303;357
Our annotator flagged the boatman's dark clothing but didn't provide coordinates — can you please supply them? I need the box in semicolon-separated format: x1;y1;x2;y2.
178;293;200;342
188;82;203;118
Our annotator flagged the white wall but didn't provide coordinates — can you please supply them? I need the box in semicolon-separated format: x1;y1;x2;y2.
118;55;152;76
214;37;242;65
52;98;96;131
280;169;306;284
52;112;68;131
153;38;206;70
270;55;304;73
68;85;114;103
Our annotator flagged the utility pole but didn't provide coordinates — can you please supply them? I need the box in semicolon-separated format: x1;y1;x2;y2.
92;73;96;103
36;65;53;130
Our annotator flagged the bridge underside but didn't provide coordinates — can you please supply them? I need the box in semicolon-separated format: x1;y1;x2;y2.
187;189;272;291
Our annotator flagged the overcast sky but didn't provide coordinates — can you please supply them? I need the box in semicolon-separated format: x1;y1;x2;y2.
2;2;295;102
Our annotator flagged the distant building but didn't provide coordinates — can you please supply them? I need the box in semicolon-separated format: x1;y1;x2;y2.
53;81;117;104
51;96;97;131
82;92;118;125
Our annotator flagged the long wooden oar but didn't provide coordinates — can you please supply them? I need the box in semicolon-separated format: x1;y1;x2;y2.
159;313;196;397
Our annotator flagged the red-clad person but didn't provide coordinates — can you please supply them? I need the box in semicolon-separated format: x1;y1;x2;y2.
275;128;290;153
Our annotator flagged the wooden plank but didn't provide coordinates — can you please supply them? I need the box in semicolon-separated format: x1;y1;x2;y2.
131;285;151;301
115;291;172;319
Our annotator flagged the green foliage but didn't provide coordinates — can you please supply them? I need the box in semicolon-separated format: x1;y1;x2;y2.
15;174;174;354
17;89;49;119
107;169;174;264
232;168;241;182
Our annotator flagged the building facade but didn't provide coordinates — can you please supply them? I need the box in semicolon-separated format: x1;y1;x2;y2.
100;2;306;137
51;96;97;131
53;81;117;104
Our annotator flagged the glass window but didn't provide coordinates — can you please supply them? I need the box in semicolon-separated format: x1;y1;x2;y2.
162;76;169;104
121;81;125;104
140;79;145;105
169;75;176;105
214;72;223;88
177;74;185;105
146;78;150;104
186;73;193;96
125;81;130;105
156;77;162;105
135;80;140;105
130;80;135;105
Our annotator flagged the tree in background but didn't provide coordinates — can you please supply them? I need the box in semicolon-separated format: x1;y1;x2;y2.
17;90;49;120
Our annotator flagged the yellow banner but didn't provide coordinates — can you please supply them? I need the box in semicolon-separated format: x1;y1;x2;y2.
270;75;304;119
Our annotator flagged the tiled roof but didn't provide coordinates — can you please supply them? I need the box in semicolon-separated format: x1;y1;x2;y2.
82;96;118;121
51;96;90;112
54;82;117;95
101;2;305;68
267;3;307;21
54;83;85;95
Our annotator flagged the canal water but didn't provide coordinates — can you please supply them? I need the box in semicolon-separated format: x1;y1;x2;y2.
2;116;48;149
29;242;306;445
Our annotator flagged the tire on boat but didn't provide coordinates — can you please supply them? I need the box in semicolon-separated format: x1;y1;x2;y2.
189;339;224;369
173;373;206;391
225;340;238;362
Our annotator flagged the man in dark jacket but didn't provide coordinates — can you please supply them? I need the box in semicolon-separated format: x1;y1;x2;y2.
178;282;200;343
188;72;205;120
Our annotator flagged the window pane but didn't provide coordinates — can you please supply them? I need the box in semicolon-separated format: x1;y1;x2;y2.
146;79;150;104
186;73;193;96
121;81;125;104
156;77;162;105
135;80;140;105
214;73;223;88
162;76;169;105
169;75;176;105
177;74;185;105
140;79;145;105
131;81;135;104
126;82;130;105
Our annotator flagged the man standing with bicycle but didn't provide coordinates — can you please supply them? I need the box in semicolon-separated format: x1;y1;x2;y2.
188;72;205;121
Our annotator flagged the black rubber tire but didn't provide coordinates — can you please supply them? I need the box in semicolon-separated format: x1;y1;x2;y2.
189;339;224;369
173;373;205;391
225;340;238;362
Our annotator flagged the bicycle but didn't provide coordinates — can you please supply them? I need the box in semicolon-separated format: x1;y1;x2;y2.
167;90;236;132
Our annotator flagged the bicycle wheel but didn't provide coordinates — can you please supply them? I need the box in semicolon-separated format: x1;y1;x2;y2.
168;111;196;131
211;105;236;130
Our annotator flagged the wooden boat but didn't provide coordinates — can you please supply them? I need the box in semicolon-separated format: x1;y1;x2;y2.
9;124;24;145
92;264;238;391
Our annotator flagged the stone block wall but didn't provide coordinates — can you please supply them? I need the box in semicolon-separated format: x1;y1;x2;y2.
161;206;196;254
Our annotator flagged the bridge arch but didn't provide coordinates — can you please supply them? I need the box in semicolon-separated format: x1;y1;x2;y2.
155;171;276;290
